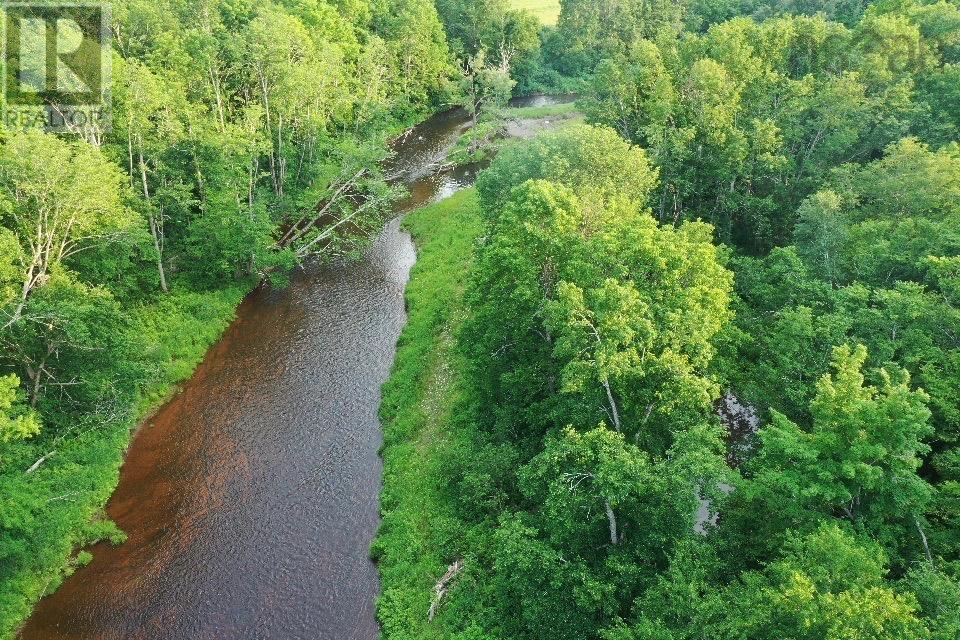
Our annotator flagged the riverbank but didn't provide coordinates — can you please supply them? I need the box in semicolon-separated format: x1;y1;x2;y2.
447;102;580;166
374;189;483;637
10;97;450;637
4;283;252;638
15;101;475;638
15;97;576;638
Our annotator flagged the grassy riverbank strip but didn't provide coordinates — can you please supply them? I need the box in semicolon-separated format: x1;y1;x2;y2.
3;283;252;637
374;189;483;637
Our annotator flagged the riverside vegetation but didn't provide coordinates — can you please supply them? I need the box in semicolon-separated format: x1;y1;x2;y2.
0;0;461;633
376;0;960;639
2;0;960;638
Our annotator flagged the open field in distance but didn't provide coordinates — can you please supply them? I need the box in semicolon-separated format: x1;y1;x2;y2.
512;0;561;24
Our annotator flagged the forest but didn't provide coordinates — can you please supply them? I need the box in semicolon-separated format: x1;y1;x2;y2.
0;0;959;637
379;0;960;639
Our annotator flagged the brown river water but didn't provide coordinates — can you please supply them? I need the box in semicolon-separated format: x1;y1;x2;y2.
20;96;569;640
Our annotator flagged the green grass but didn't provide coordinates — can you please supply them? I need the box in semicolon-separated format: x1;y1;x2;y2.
511;0;561;24
448;104;579;166
503;102;578;120
373;189;484;638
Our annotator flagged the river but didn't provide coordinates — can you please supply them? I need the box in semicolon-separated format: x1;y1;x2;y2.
19;97;569;640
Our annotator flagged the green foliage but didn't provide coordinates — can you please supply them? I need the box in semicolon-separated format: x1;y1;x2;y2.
903;564;960;640
0;0;458;634
0;284;247;638
3;0;959;635
375;189;485;637
796;138;960;286
732;137;960;438
380;3;960;638
728;130;960;578
448;119;507;166
459;50;517;126
0;128;139;327
0;375;39;443
447;104;580;168
549;0;686;75
721;524;931;640
504;102;578;119
476;123;658;217
381;124;732;640
494;424;728;640
606;524;934;639
435;0;543;92
467;125;731;456
735;345;934;560
73;551;93;568
580;3;960;252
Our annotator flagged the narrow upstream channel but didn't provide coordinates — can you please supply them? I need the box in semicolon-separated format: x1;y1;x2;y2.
20;96;569;640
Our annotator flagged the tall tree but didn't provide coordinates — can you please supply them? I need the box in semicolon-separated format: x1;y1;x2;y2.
0;130;138;329
736;345;934;561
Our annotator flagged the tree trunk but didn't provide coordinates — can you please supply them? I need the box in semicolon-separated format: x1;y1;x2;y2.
915;517;933;564
276;111;284;198
604;500;619;545
138;148;168;292
248;154;257;209
208;62;226;131
148;213;168;293
25;346;51;407
26;450;55;474
3;267;34;330
127;124;136;190
603;379;622;431
258;69;281;197
428;559;464;622
188;121;207;200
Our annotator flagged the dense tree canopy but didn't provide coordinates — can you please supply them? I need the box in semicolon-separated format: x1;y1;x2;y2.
4;0;960;636
465;125;732;454
445;124;735;638
379;1;960;639
580;3;960;252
